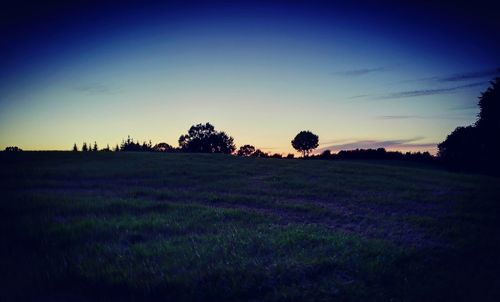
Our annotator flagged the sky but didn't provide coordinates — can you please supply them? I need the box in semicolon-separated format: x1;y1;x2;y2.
1;0;499;154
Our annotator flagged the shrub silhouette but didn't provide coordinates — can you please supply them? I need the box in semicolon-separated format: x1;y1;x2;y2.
178;123;235;154
320;150;332;158
153;143;173;152
4;146;22;152
291;130;319;157
237;145;255;156
251;149;268;158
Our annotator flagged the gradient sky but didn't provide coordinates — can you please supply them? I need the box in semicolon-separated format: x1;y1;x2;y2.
1;0;499;154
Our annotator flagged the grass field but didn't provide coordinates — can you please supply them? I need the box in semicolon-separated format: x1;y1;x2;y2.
1;152;500;301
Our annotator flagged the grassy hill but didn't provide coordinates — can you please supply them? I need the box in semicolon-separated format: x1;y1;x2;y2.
1;152;500;301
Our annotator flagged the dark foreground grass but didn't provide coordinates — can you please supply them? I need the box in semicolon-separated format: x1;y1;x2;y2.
1;152;499;301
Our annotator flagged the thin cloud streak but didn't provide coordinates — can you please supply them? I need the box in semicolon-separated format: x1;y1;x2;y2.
348;94;370;99
74;83;120;95
376;115;419;120
352;81;487;100
376;114;470;120
449;104;479;111
438;68;500;82
319;137;424;147
332;67;387;77
400;68;500;84
378;82;487;99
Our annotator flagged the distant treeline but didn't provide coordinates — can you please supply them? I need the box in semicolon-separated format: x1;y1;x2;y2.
73;139;172;153
72;136;293;158
313;148;434;162
68;136;432;163
3;122;435;163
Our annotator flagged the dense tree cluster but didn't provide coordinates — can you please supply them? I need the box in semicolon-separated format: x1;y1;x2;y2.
234;144;285;158
438;77;500;173
120;137;153;152
237;145;256;157
178;123;235;154
153;143;173;152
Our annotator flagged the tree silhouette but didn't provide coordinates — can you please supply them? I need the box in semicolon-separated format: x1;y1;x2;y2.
72;143;78;152
438;126;478;170
101;144;111;152
291;130;319;157
475;77;500;164
237;145;255;156
82;142;88;152
141;141;152;152
178;123;235;154
320;150;331;158
251;149;268;158
121;136;141;151
439;77;500;173
153;142;173;152
476;77;500;131
118;136;155;152
92;141;98;152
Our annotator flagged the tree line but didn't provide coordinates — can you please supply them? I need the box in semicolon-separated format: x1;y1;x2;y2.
313;148;433;162
72;124;295;158
68;122;432;163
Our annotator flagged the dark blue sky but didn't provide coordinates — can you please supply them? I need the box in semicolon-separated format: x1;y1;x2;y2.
1;0;499;152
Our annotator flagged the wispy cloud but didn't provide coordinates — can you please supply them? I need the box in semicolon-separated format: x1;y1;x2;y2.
74;83;120;95
401;68;500;84
352;81;487;100
449;104;479;111
318;137;437;153
380;82;487;99
376;114;470;120
333;67;388;77
438;68;500;82
376;115;419;120
348;94;370;99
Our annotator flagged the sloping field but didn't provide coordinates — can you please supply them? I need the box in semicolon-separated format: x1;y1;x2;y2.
1;152;499;301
